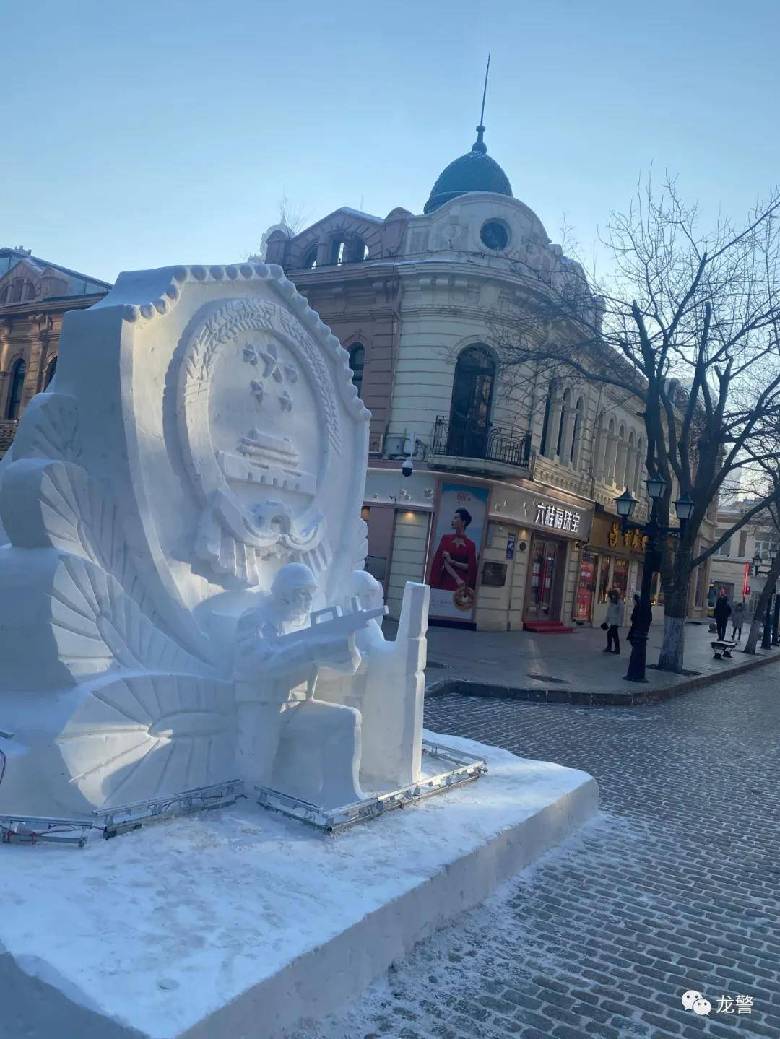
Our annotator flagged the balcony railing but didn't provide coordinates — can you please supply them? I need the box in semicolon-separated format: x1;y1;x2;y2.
0;419;18;455
430;416;532;470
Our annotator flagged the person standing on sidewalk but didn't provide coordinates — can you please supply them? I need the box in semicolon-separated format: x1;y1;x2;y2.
714;588;732;641
603;590;623;655
627;593;650;645
731;600;746;642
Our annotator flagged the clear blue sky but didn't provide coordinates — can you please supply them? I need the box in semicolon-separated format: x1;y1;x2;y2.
2;0;777;283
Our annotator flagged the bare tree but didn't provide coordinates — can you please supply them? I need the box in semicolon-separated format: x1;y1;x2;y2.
744;550;780;654
249;195;307;261
493;177;780;672
732;432;780;653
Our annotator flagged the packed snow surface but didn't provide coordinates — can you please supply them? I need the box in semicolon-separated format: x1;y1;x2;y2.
0;730;594;1038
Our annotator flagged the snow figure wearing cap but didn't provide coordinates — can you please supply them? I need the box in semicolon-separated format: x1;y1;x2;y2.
234;562;367;807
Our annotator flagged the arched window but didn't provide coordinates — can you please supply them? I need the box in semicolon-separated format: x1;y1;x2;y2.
447;345;495;458
570;396;584;466
557;388;571;458
24;280;36;300
539;380;560;458
344;237;368;263
0;285;8;305
9;280;23;304
302;246;318;269
6;358;26;420
44;355;57;389
348;344;365;397
330;236;368;265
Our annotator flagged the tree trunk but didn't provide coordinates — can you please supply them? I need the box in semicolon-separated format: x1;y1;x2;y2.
743;552;780;654
744;613;764;655
658;588;688;672
657;542;691;673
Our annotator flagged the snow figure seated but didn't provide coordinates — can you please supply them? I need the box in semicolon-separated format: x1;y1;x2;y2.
234;562;373;808
0;262;428;822
315;570;428;790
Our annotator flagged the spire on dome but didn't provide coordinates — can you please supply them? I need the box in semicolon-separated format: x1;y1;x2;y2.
472;54;490;154
423;56;512;215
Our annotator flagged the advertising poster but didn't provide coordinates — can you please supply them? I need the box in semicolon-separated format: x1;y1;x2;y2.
427;482;489;622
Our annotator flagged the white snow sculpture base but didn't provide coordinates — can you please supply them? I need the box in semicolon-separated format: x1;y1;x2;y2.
0;733;598;1039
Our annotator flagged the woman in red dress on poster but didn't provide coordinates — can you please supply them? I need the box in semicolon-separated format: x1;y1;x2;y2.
428;508;478;595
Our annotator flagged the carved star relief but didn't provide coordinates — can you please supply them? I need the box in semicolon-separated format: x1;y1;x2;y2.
243;341;299;412
259;343;297;385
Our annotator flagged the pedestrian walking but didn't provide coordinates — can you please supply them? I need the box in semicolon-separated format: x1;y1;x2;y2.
731;600;745;642
603;589;623;655
714;588;732;642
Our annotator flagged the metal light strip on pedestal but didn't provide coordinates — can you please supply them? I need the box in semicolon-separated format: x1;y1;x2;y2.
255;740;488;833
1;747;487;848
96;779;243;839
0;780;242;848
0;815;94;848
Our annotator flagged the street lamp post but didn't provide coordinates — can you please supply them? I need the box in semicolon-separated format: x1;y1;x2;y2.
762;592;774;650
747;552;776;648
614;478;692;683
752;551;777;651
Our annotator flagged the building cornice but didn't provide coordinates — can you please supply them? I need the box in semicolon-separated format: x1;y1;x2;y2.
0;292;107;321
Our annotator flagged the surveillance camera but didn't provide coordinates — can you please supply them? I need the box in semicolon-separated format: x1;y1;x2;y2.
401;456;413;478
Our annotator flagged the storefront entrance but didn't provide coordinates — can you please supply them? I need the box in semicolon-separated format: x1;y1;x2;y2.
573;550;598;622
525;537;566;622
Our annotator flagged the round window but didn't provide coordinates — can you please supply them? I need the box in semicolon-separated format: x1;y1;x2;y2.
480;219;510;251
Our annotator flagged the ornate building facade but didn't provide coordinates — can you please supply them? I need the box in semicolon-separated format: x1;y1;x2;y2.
267;128;713;630
0;248;110;456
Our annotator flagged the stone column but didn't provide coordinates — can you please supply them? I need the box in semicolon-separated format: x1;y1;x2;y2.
36;332;53;392
316;240;331;267
590;419;604;480
21;332;44;411
615;438;628;489
0;321;9;417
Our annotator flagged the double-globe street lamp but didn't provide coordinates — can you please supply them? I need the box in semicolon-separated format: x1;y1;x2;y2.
750;550;780;649
613;477;695;682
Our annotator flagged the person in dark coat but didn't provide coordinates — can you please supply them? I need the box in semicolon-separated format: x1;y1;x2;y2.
713;589;732;641
627;593;652;648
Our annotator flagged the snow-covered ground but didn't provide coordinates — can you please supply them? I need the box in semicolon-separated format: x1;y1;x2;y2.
0;731;597;1039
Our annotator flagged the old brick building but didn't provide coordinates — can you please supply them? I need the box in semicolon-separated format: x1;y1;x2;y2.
0;247;111;456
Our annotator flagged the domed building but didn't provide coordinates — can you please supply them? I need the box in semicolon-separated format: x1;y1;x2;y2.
265;127;712;630
423;126;513;214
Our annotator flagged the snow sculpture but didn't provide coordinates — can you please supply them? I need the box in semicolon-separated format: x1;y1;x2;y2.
0;263;429;820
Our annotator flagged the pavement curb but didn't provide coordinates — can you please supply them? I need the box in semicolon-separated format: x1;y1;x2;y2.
425;647;780;706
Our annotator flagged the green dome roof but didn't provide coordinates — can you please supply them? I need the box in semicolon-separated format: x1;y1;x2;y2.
424;126;512;214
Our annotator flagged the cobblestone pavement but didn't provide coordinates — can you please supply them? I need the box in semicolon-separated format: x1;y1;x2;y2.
294;665;780;1039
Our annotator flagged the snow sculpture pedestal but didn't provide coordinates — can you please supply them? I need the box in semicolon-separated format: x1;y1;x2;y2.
0;734;598;1039
0;262;599;1037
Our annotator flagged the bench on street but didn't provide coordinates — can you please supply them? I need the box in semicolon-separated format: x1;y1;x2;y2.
711;640;738;660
